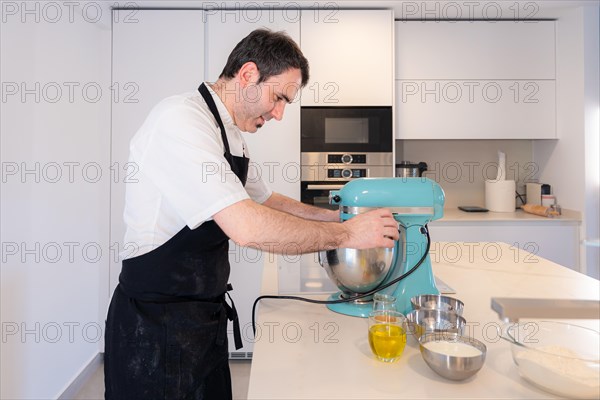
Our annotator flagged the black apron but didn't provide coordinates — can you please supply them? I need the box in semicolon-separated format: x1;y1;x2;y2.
105;83;248;400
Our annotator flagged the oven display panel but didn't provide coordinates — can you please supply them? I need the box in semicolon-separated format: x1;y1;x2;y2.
327;169;367;179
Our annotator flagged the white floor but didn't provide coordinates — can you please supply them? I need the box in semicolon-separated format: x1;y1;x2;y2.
73;360;252;399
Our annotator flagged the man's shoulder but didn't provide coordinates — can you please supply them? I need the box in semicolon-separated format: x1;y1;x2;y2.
149;92;215;129
153;91;205;116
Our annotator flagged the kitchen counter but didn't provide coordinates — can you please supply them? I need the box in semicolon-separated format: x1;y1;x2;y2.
247;242;599;399
434;207;581;223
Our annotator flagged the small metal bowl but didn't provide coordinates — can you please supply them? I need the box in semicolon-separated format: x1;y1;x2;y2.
411;294;464;315
406;309;466;339
419;332;487;380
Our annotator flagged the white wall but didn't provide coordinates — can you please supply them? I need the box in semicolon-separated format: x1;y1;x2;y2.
533;6;600;277
0;3;111;398
398;139;534;209
583;5;600;279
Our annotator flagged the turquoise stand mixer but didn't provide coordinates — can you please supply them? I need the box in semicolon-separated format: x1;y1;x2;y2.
318;177;445;317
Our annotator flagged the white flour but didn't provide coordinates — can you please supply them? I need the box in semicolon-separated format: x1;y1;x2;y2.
423;340;482;357
514;345;600;399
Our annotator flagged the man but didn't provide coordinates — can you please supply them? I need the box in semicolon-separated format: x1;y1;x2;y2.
104;29;398;399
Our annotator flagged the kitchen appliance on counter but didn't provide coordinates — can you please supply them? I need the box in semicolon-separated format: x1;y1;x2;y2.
318;177;445;316
525;182;552;205
395;161;428;177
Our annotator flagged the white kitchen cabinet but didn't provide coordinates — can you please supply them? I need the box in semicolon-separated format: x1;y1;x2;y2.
395;21;555;80
395;79;556;139
205;10;302;357
429;220;580;271
300;9;394;106
395;21;556;139
110;11;204;303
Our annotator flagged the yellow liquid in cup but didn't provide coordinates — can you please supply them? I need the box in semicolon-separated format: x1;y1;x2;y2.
368;323;407;362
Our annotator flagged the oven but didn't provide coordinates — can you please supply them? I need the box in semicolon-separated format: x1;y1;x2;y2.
300;152;394;208
300;182;345;210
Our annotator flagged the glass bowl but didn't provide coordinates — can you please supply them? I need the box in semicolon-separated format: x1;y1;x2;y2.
506;321;600;399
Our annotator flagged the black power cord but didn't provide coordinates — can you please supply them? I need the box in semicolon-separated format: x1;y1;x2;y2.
515;191;526;207
251;225;431;335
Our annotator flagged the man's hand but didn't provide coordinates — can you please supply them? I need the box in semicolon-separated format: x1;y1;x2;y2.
340;209;399;249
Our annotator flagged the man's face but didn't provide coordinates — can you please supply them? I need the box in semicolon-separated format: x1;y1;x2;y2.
235;68;302;133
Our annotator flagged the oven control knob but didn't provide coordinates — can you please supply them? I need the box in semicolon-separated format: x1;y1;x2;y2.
341;168;353;179
341;154;353;164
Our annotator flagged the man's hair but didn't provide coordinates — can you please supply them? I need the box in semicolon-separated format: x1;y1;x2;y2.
219;29;309;87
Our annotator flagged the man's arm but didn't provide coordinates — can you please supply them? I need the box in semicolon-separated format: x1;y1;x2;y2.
262;192;339;222
213;199;398;255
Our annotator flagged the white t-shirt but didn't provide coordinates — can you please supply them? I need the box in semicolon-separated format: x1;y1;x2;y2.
122;83;272;259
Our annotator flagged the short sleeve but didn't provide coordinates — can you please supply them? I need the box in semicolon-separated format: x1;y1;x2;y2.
244;161;273;204
138;98;250;229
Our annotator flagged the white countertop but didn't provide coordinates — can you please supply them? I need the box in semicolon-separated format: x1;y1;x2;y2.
433;208;581;223
247;242;599;399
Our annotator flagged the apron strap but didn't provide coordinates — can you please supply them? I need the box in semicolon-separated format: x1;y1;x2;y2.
224;285;243;350
198;83;232;156
215;284;243;350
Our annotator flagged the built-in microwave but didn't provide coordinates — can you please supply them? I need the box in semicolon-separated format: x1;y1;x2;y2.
301;106;393;153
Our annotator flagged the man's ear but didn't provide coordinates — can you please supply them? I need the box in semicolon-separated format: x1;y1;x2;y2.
237;62;260;87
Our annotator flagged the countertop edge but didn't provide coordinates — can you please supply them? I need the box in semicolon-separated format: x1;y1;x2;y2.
432;208;581;223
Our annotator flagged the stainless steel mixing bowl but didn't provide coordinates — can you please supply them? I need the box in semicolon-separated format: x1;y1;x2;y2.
411;294;464;315
406;309;466;339
318;247;395;297
419;332;487;380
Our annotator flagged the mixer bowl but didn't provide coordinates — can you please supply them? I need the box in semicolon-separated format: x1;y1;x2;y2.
319;247;395;296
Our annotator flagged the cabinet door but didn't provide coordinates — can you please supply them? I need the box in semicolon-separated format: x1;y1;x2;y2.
395;21;555;80
395;79;556;139
300;9;393;106
395;21;556;139
205;10;302;356
429;223;579;271
110;10;204;301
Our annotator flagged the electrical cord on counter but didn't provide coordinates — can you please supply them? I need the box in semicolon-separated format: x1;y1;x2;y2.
250;225;431;336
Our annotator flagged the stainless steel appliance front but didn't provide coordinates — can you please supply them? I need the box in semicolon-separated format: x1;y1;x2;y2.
301;152;394;182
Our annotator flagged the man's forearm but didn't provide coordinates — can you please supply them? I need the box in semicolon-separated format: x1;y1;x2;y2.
216;199;346;254
262;192;339;222
214;199;399;255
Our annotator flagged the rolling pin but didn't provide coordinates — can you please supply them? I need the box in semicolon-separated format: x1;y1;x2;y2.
522;203;560;217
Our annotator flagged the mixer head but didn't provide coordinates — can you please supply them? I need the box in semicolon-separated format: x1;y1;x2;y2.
329;177;444;225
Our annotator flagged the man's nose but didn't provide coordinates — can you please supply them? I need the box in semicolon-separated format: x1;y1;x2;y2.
270;101;286;121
